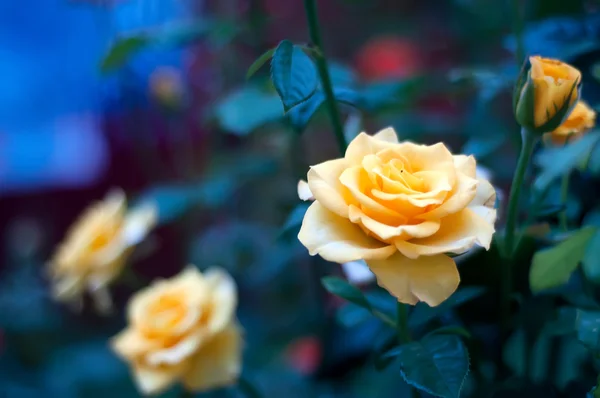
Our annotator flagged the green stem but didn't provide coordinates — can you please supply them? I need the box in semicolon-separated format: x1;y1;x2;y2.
504;127;537;258
559;172;570;231
501;127;537;336
180;389;194;398
397;302;419;397
303;0;347;155
396;302;411;344
373;309;397;328
511;0;525;65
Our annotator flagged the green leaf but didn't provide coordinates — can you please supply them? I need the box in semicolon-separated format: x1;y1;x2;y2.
321;276;371;311
100;35;149;73
409;286;486;328
547;307;600;354
530;227;597;293
287;87;358;131
214;86;283;135
279;202;310;237
336;303;372;327
271;40;318;111
246;47;276;79
389;334;469;398
583;231;600;284
534;132;600;191
533;203;567;220
100;21;215;73
425;326;472;340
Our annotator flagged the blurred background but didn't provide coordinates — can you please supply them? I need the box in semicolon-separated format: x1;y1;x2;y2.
2;0;600;396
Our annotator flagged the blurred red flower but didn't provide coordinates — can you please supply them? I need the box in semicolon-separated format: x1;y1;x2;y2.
355;36;422;82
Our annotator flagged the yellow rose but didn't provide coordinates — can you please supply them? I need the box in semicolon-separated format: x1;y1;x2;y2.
298;128;496;306
111;266;242;396
515;56;581;132
47;189;156;313
543;101;596;145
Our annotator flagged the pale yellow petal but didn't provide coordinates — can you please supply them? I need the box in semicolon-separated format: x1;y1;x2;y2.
417;172;478;220
204;267;237;334
396;208;495;258
348;205;440;241
367;253;459;306
297;180;314;201
471;178;496;208
131;362;183;396
339;166;408;223
111;328;158;359
146;329;206;366
182;322;243;392
122;203;157;246
307;158;350;217
298;202;396;263
345;132;398;163
470;205;497;225
453;155;476;178
373;127;399;143
395;142;456;176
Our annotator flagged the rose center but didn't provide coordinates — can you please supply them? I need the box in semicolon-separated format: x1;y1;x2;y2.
146;294;188;333
384;160;425;192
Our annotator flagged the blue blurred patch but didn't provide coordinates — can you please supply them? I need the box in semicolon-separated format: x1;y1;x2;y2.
0;0;188;194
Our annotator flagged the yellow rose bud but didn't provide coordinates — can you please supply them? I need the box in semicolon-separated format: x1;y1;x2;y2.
514;56;581;133
298;128;496;307
542;100;596;145
111;266;242;396
47;189;156;313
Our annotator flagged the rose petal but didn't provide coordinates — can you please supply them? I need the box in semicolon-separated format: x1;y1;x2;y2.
146;329;206;366
348;205;440;241
341;260;375;284
182;322;243;392
131;362;184;395
339;166;408;224
122;204;157;246
470;205;497;225
395;208;495;258
373;127;399;143
453;155;476;178
417;172;478;220
297;180;314;201
111;328;158;359
204;267;238;334
471;178;496;208
395;142;456;177
367;253;459;306
298;202;396;263
345;132;398;163
307;159;350;217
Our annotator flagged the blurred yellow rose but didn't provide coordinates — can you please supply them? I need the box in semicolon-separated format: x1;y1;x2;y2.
47;189;156;313
111;266;242;396
298;128;496;306
543;101;596;145
515;56;581;132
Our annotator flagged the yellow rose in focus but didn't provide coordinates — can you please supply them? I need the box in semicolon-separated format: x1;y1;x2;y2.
298;128;496;306
515;56;581;132
111;266;242;396
543;101;596;145
47;189;156;313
